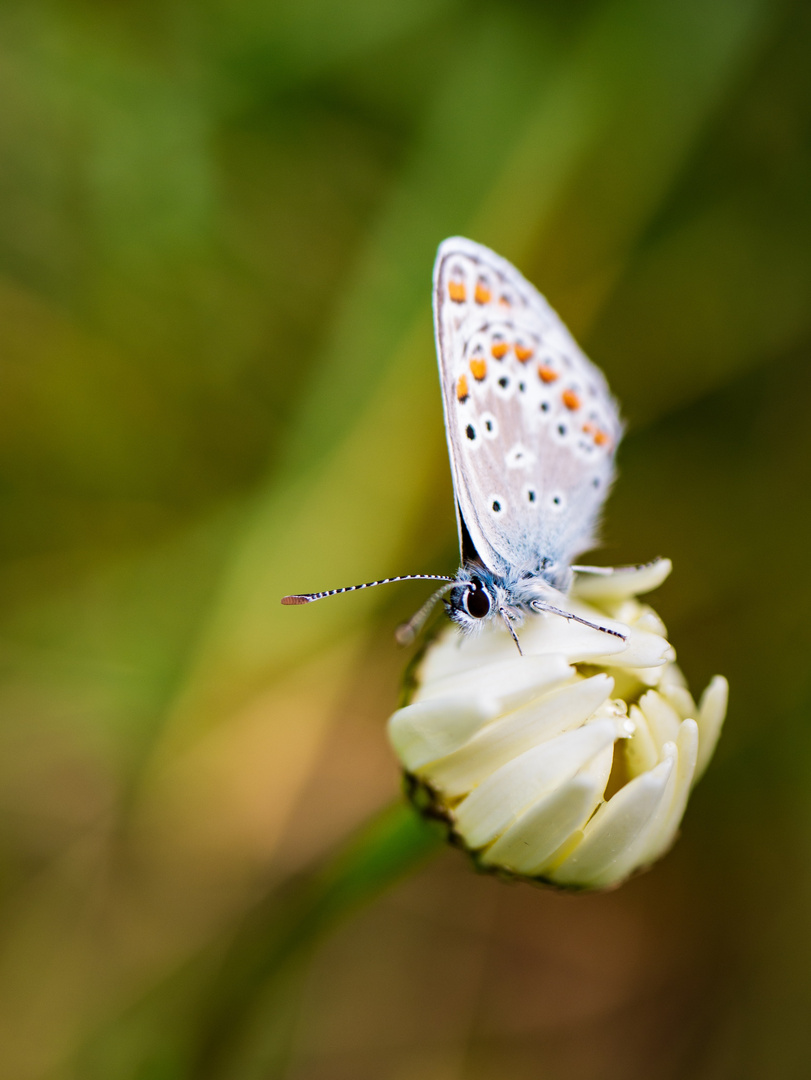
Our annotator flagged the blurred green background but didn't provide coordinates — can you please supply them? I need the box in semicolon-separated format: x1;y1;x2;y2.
1;0;811;1077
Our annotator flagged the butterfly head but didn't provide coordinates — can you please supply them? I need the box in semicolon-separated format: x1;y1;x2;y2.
448;567;521;636
448;573;493;630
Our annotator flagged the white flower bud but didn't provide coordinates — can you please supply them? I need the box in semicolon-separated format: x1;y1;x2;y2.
388;559;727;890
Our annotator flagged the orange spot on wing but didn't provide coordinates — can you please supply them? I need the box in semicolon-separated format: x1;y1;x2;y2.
469;357;487;381
456;374;469;402
594;429;610;446
537;364;558;383
475;280;492;304
448;280;466;303
562;389;581;410
515;344;534;363
491;340;508;359
582;422;595;434
499;294;512;307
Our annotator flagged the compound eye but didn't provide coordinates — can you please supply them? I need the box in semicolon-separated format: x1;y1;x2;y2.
464;577;491;619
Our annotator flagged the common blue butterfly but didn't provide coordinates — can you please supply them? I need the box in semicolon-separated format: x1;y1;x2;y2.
283;238;636;652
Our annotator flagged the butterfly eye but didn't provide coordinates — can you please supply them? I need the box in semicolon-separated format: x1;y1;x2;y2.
464;577;491;619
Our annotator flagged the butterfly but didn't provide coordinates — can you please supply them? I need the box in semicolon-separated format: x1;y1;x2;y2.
283;238;631;652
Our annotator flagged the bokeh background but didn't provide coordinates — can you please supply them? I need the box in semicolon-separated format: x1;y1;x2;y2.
1;0;811;1077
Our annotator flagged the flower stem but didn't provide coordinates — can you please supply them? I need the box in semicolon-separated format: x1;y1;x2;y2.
190;800;443;1079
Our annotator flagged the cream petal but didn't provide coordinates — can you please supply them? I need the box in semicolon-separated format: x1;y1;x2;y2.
413;653;573;712
416;624;517;684
480;772;605;875
549;755;675;888
588;626;674;669
637;690;682;752
624;704;659;778
624;664;669;689
598;598;667;633
388;698;499;772
659;682;697;722
421;675;614;797
599;598;645;625
635;719;698;866
695;676;728;782
571;558;672;602
659;662;688;691
627;608;668;636
578;739;618;787
453;718;626;850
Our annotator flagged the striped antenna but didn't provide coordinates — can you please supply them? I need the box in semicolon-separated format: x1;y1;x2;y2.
281;574;455;606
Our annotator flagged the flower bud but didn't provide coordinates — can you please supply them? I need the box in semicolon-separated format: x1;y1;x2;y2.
388;559;727;890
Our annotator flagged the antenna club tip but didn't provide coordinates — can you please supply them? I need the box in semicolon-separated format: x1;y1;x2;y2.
281;594;311;606
394;624;416;647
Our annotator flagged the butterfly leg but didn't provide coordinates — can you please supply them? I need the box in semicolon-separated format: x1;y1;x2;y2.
530;600;627;641
395;581;457;645
499;608;523;655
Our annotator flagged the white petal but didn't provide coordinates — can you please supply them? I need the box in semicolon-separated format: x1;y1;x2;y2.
659;682;697;722
413;653;572;711
637;690;682;752
600;598;645;625
631;609;669;636
694;676;728;782
571;558;672;602
453;718;625;850
578;739;618;790
634;719;698;866
598;599;668;634
421;675;613;797
624;704;659;778
588;626;675;669
388;698;498;772
659;662;688;691
416;623;517;684
625;664;668;689
480;773;605;875
549;755;675;888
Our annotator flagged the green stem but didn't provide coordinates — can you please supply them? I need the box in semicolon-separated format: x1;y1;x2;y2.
190;800;443;1079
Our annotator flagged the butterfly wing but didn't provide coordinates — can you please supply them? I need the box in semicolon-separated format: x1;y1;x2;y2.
433;237;622;581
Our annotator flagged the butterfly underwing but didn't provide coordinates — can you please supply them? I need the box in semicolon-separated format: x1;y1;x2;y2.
432;238;623;642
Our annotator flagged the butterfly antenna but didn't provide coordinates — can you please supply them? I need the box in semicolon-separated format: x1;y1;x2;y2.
499;608;523;656
532;601;627;641
281;574;455;606
395;580;458;646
